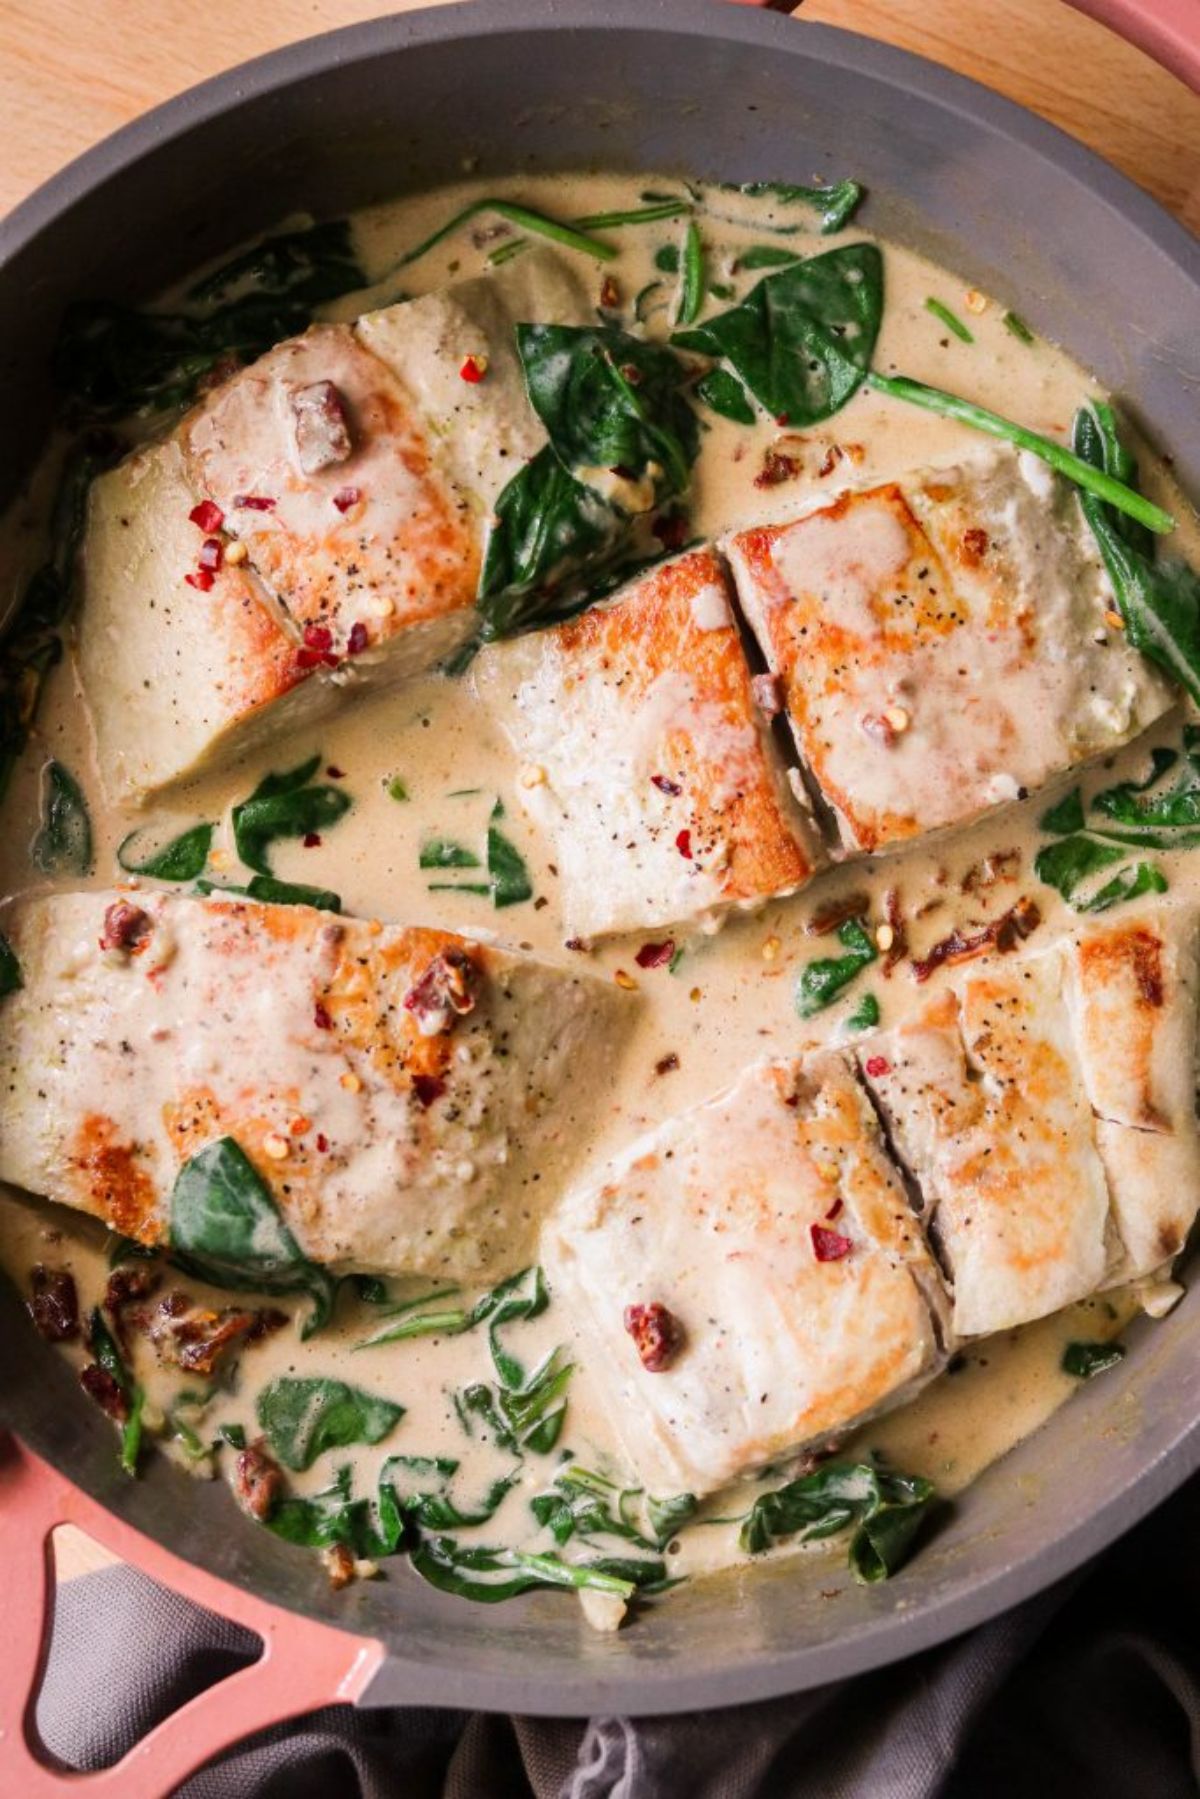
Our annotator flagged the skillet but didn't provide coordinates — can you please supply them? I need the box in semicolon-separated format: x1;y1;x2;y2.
0;0;1197;1778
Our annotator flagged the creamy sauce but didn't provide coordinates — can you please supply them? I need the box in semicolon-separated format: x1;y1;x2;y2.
0;170;1193;1618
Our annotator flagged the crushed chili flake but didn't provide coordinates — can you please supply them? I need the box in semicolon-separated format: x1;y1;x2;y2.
184;569;215;592
303;832;322;849
303;623;333;651
655;1051;680;1076
232;493;276;511
332;485;362;513
188;499;224;534
198;536;224;573
635;939;676;969
911;896;1041;983
774;412;790;427
864;1056;890;1078
313;1001;334;1031
316;1132;330;1153
347;621;370;656
675;829;693;860
960;526;990;564
817;444;845;479
27;1265;79;1342
651;510;689;551
811;1223;853;1262
412;1073;447;1108
296;646;339;671
861;712;898;749
599;275;620;310
326;765;345;779
624;1301;684;1372
807;892;870;936
652;773;682;797
824;1197;844;1222
755;448;802;489
459;353;489;383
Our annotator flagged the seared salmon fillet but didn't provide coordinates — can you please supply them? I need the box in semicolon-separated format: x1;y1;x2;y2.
858;904;1200;1333
472;547;823;940
77;254;589;803
724;450;1174;854
0;891;632;1281
542;1054;949;1497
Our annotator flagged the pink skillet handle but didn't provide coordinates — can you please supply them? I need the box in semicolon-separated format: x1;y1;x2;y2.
731;0;1200;93
0;1433;384;1799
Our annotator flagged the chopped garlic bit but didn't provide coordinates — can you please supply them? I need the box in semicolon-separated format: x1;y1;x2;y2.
519;763;546;789
224;539;249;565
882;705;910;734
964;289;988;314
263;1132;290;1161
366;593;395;618
614;968;638;991
578;1587;627;1634
340;1071;363;1093
875;923;895;952
762;935;781;962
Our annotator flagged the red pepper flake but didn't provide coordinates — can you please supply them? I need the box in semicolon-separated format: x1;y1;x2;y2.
459;353;488;383
599;275;620;311
304;623;333;651
232;493;276;511
326;765;345;779
911;897;1041;983
346;621;370;656
316;1132;329;1153
675;829;693;860
960;526;990;565
412;1072;447;1108
635;939;676;970
303;832;322;849
184;569;215;592
296;646;340;671
824;1197;844;1222
198;536;224;573
623;1301;684;1372
652;773;682;797
775;412;790;426
811;1223;853;1262
332;486;361;514
755;449;802;489
188;499;224;533
864;1056;890;1078
313;1002;334;1031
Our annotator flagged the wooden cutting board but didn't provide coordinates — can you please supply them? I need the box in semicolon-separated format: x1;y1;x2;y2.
3;0;1195;1582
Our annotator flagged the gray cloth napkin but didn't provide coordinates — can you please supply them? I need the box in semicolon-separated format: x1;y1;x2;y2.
36;1475;1199;1798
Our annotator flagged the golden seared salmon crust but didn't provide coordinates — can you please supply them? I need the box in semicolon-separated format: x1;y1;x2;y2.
724;449;1174;855
542;1054;949;1497
858;903;1200;1334
0;891;633;1281
473;547;823;941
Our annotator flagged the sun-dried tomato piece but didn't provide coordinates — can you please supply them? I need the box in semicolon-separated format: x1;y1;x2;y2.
755;448;801;489
403;948;479;1037
291;379;354;475
322;1542;357;1589
100;901;152;954
27;1265;79;1341
412;1072;446;1108
651;510;690;551
188;499;224;534
80;1362;128;1422
807;893;871;937
346;621;369;656
147;1292;286;1376
651;773;682;797
635;940;676;970
623;1301;684;1372
235;1445;283;1522
911;897;1041;983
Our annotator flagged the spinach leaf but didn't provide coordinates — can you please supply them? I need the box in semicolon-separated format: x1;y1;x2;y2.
357;1265;546;1352
195;875;342;912
487;824;533;908
268;1463;375;1550
408;1535;647;1604
796;917;877;1018
1040;788;1086;835
1072;404;1200;703
675;221;705;328
865;376;1174;537
380;1454;520;1533
419;839;480;870
232;756;351;875
924;296;974;343
117;822;213;881
257;1375;405;1472
169;1136;335;1337
672;244;883;429
88;1306;144;1476
55;220;366;419
532;1465;696;1556
0;443;107;804
1062;1340;1126;1379
477;445;625;640
0;932;21;998
516;323;699;506
654;244;680;274
575;202;692;230
736;245;803;271
1003;310;1035;345
31;760;93;875
1034;835;1167;914
846;991;881;1031
740;1461;935;1583
719;178;863;234
456;1345;574;1458
351;1275;390;1306
694;367;756;425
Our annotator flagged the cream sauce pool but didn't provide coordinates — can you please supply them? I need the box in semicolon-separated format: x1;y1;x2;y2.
0;170;1193;1617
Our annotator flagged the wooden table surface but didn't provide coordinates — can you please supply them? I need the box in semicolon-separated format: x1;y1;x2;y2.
3;0;1195;1583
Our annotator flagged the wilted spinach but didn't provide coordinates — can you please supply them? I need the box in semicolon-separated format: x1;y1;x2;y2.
487;823;533;908
31;760;93;875
87;1306;144;1476
0;931;21;998
407;1535;653;1604
740;1461;935;1584
694;367;756;425
256;1376;405;1473
796;917;877;1018
1073;403;1200;705
1062;1340;1126;1380
672;244;883;428
169;1136;335;1337
196;874;342;913
357;1265;547;1351
55;220;366;419
532;1464;696;1557
717;178;863;235
118;822;214;882
231;753;351;876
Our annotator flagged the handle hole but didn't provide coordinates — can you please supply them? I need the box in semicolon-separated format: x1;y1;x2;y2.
31;1531;263;1773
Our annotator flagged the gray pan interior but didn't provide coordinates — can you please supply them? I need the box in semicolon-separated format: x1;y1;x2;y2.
1;0;1198;1717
